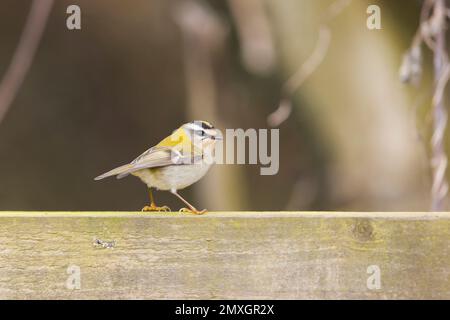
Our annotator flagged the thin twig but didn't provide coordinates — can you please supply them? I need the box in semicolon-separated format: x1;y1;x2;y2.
0;0;54;124
283;26;331;96
267;0;352;127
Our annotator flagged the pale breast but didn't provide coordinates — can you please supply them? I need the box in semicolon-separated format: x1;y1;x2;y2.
132;163;212;191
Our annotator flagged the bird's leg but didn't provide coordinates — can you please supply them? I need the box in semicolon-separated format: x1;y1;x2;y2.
170;189;206;215
141;189;171;212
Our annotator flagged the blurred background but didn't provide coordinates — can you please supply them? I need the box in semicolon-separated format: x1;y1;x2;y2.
0;0;441;211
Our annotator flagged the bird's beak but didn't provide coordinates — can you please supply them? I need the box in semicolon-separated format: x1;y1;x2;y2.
204;128;222;140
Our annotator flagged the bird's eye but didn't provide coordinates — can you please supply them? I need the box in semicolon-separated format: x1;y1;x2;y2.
195;129;205;137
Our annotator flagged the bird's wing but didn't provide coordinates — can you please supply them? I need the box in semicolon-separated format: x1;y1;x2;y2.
94;146;201;180
131;146;178;166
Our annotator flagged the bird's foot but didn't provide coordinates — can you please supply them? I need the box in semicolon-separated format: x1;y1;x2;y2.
141;204;171;212
179;207;207;215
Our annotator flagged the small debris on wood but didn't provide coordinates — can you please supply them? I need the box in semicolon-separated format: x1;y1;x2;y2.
93;238;116;249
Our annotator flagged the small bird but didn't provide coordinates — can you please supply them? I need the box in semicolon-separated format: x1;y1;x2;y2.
95;120;221;214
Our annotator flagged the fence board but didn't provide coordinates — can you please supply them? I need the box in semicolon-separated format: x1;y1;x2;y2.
0;212;449;299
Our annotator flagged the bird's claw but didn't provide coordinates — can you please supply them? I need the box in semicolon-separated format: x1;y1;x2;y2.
179;207;207;215
141;204;171;212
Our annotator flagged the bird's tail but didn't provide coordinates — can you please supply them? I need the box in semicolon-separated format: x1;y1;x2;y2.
94;163;133;180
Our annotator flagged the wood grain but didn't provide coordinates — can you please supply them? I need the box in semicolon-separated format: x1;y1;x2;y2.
0;212;449;299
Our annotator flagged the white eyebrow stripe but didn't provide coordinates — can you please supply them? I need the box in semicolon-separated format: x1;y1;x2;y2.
185;123;205;131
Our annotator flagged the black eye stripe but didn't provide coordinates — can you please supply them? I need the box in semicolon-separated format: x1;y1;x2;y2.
199;121;213;130
190;120;214;130
194;129;205;136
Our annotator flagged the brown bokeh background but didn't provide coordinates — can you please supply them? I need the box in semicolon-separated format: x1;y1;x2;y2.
0;0;440;211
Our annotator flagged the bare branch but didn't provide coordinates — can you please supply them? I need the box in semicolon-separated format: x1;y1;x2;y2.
227;0;276;75
0;0;54;124
430;0;449;211
400;0;450;211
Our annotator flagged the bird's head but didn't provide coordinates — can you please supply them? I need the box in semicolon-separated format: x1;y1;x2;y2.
179;121;222;161
182;120;222;146
157;120;222;160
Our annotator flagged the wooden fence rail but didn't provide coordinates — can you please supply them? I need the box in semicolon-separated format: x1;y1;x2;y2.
0;212;449;299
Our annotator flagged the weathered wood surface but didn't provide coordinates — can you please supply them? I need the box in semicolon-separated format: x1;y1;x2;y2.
0;212;449;299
